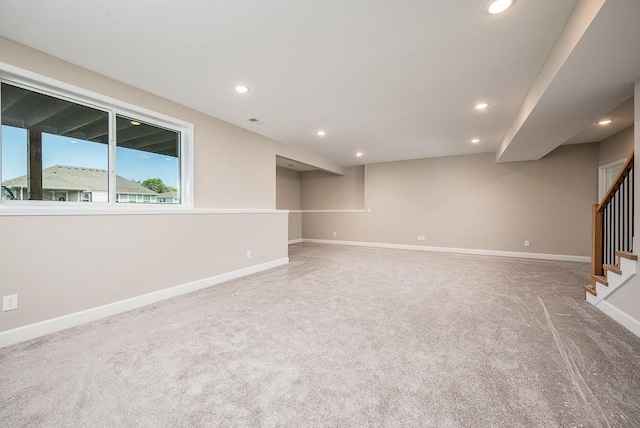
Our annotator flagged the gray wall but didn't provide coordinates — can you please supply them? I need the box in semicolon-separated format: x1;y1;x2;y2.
302;144;599;256
2;214;286;330
598;126;634;166
0;37;342;332
301;167;364;210
276;167;302;241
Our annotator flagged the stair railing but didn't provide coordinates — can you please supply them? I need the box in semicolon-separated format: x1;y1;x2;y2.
592;153;634;279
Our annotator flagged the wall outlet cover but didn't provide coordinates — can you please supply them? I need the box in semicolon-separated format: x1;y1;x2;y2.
3;294;18;311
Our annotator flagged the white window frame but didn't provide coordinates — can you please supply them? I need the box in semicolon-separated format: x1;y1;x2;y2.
0;63;194;214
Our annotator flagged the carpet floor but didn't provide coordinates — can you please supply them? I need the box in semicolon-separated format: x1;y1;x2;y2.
1;243;640;427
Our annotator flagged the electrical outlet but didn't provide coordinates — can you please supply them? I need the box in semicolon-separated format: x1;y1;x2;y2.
367;208;371;213
333;232;337;236
524;240;530;247
246;250;251;258
3;294;18;311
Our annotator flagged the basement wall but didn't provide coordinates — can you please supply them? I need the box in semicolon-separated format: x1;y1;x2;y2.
598;126;634;166
302;144;599;257
0;37;342;336
276;167;302;242
300;166;364;210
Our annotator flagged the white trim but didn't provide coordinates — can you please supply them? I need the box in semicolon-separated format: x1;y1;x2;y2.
288;238;303;245
0;206;285;216
598;158;626;202
0;257;289;348
289;209;366;213
302;239;590;263
587;256;636;305
599;158;627;169
596;300;640;338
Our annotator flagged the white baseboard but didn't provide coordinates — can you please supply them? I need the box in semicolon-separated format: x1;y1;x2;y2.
302;239;590;263
596;300;640;338
288;238;303;245
0;257;289;348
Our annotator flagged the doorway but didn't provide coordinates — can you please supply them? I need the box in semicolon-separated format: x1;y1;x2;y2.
598;159;626;202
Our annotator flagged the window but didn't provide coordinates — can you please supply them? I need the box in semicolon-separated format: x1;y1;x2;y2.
0;74;191;208
116;115;180;204
1;83;108;201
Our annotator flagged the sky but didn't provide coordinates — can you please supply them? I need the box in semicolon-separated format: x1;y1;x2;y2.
1;125;179;188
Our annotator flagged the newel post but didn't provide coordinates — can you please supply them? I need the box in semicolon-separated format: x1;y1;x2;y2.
591;203;604;277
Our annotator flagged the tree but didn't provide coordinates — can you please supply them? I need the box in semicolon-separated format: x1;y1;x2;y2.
141;178;170;194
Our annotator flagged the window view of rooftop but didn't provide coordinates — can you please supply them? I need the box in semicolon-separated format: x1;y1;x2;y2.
1;82;181;203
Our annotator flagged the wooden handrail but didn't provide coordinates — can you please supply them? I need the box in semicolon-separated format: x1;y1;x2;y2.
598;153;634;211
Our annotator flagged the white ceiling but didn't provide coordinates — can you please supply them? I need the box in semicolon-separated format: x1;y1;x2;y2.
565;97;634;145
0;0;638;167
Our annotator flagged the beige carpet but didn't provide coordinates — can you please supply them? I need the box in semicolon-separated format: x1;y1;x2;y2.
1;243;640;427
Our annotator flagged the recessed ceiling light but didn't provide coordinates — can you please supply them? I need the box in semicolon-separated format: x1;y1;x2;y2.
235;85;249;94
356;152;363;158
487;0;514;15
130;120;141;126
471;138;481;144
597;119;613;125
317;130;326;137
475;102;489;110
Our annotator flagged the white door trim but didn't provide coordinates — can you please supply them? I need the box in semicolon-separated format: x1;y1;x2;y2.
598;158;626;202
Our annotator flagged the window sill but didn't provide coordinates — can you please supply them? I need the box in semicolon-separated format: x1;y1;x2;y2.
0;203;284;216
287;209;366;213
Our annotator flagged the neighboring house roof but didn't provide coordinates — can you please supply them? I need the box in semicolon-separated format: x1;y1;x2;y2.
2;165;158;195
157;191;178;198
